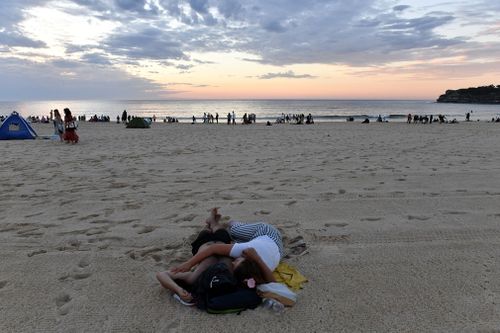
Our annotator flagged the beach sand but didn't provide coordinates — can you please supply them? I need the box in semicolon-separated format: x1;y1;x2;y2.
1;121;500;332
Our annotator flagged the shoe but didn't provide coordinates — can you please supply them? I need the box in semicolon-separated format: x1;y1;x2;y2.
173;293;195;306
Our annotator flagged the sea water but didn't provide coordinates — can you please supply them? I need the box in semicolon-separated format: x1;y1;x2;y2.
1;100;499;123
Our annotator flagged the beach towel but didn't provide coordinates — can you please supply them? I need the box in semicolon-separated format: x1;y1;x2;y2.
272;262;308;291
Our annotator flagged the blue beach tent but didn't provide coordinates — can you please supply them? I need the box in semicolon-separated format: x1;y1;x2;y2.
0;111;37;140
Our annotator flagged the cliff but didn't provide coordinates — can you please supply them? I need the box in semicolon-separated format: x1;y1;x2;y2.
437;85;500;104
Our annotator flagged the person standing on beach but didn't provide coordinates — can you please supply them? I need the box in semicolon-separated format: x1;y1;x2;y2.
53;109;64;142
227;112;231;125
63;108;79;144
232;111;236;125
121;110;127;123
215;112;219;124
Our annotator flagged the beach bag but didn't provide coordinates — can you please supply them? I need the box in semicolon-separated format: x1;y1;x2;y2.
193;262;261;314
65;121;77;130
257;282;297;307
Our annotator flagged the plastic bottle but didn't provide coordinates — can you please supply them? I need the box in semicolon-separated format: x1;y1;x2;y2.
262;298;285;314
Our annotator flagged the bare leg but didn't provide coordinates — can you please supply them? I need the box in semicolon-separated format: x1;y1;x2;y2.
169;255;218;285
156;271;192;302
205;208;229;232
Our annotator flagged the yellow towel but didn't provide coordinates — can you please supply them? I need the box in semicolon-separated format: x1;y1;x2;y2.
273;262;308;290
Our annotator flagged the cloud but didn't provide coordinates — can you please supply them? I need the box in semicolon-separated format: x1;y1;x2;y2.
12;0;482;68
262;20;287;33
258;70;316;79
0;57;169;100
0;31;46;48
81;52;112;65
0;0;49;48
393;5;411;12
1;0;500;99
175;63;193;70
103;26;186;60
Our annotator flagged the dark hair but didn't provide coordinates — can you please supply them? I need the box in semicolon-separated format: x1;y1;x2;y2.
233;259;265;284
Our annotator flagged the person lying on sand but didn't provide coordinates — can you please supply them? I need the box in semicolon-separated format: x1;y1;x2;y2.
157;208;284;305
171;208;283;285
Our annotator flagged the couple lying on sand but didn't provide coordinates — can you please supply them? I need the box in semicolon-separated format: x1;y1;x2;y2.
156;208;283;305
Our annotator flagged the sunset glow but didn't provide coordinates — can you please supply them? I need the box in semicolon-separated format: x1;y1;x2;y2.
1;0;499;100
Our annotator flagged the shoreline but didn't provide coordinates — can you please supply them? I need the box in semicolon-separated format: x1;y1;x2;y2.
2;99;500;123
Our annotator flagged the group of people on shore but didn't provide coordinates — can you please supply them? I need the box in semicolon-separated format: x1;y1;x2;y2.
52;108;79;143
276;113;314;125
156;208;284;309
191;111;255;125
406;114;450;124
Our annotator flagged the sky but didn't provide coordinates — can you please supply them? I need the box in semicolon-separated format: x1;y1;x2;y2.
0;0;499;100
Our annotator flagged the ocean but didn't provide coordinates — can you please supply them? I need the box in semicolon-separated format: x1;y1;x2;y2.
1;100;499;123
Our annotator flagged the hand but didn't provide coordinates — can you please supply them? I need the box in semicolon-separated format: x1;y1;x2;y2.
170;262;192;273
242;248;259;261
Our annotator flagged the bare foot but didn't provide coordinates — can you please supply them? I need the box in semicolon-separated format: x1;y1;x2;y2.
156;271;193;302
205;207;221;231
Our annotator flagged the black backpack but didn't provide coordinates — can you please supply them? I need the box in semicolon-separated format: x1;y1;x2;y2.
193;262;261;314
194;262;239;309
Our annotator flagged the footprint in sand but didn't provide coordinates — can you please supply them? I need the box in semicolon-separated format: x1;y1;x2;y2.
126;246;163;260
254;210;271;215
181;202;198;209
136;225;157;234
85;227;109;236
361;217;382;222
59;272;92;282
78;214;100;221
407;215;431;221
28;249;47;257
325;223;349;228
78;257;91;268
443;211;468;215
174;214;197;223
163;213;179;220
17;229;44;237
55;293;72;315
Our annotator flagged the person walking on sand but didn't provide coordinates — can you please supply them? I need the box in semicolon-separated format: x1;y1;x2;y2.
63;108;79;144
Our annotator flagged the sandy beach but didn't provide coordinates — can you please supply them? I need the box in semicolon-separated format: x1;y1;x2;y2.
1;121;500;332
